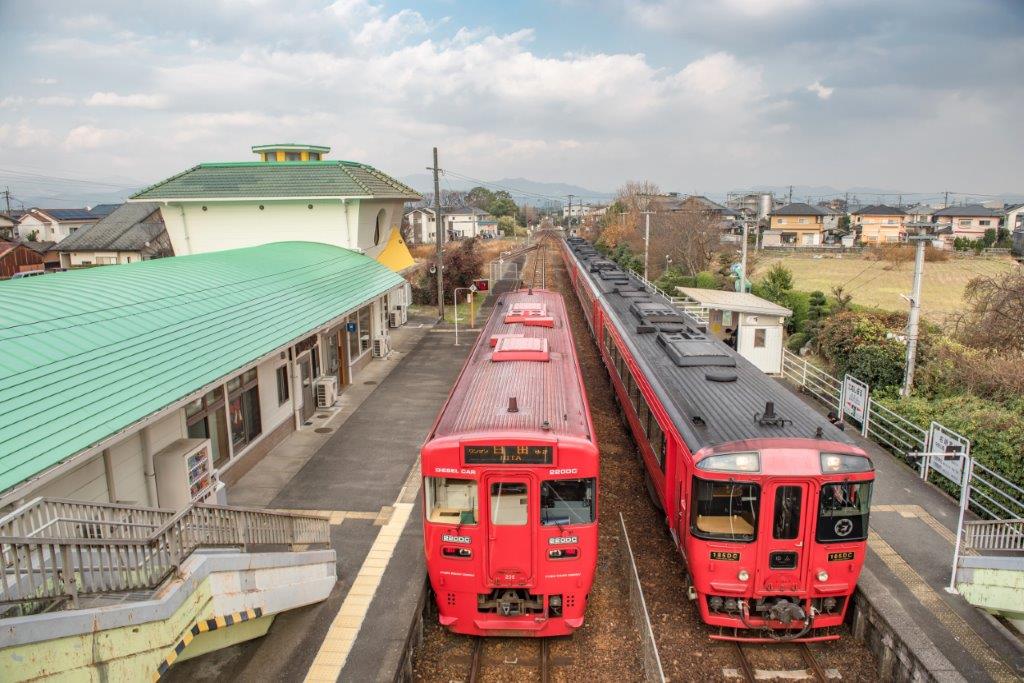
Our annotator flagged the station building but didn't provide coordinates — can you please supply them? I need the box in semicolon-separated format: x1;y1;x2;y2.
0;241;410;510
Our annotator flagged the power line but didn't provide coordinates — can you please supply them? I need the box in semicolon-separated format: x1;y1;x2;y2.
0;167;140;190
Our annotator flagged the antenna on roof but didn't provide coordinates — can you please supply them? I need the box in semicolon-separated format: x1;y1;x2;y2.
755;401;791;427
508;397;519;413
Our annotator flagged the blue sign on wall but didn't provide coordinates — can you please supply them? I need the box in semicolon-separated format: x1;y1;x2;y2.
346;321;357;333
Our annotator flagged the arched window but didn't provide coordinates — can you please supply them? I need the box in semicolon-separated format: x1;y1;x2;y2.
375;209;386;246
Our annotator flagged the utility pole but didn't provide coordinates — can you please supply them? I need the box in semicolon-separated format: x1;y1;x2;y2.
740;221;750;293
429;148;444;320
943;190;950;208
788;185;793;204
901;233;930;397
566;194;575;233
2;187;10;214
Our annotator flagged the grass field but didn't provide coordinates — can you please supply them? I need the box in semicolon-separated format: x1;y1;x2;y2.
753;253;1020;323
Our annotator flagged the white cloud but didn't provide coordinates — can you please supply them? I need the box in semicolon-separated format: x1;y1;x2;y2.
36;96;76;107
0;120;55;148
64;125;132;150
807;80;834;99
85;92;169;109
0;97;26;109
30;77;58;85
672;51;763;99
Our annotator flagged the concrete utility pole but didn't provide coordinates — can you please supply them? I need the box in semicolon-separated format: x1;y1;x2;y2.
3;187;10;214
788;185;794;204
740;221;750;292
429;148;444;320
901;234;930;397
566;194;575;232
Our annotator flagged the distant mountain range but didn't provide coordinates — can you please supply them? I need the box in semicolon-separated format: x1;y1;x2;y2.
400;174;614;206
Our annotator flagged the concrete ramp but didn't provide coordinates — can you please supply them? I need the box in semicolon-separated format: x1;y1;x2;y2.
0;549;335;681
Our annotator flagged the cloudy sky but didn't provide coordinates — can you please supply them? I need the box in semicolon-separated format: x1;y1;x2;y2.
0;0;1022;203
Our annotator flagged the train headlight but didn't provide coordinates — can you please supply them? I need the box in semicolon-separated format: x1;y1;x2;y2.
820;453;873;473
737;569;750;581
817;570;829;582
697;452;760;473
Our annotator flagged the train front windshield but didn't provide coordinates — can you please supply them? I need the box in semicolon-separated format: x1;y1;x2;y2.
691;478;760;542
540;479;595;526
816;482;872;542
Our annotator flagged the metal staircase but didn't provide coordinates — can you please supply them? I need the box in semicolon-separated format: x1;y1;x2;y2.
0;497;330;615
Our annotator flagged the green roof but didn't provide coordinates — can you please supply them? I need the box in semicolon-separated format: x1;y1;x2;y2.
0;242;404;495
130;161;421;202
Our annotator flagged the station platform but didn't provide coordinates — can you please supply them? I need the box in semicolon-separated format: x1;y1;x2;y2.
785;385;1024;682
165;277;522;682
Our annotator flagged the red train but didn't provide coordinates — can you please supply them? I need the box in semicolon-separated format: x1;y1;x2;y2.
421;288;598;637
562;237;874;642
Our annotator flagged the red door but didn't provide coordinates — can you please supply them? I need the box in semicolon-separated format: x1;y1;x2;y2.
486;477;533;585
757;482;811;595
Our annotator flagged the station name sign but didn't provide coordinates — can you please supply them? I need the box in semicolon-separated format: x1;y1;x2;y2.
463;445;553;465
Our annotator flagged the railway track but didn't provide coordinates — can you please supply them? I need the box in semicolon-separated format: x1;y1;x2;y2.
732;641;832;682
466;637;551;683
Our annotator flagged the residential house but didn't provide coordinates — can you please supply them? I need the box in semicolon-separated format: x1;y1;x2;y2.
404;206;497;243
652;194;741;234
852;205;907;245
0;213;15;240
819;205;845;239
764;202;826;246
932;205;1003;242
16;206;112;243
129;143;421;273
0;240;46;278
55;202;174;268
1003;203;1024;234
906;204;938;224
20;240;60;269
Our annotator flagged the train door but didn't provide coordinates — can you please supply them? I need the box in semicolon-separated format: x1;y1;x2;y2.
757;482;810;593
485;476;534;584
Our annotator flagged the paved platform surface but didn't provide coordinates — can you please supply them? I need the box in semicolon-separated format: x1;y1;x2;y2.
784;384;1024;682
166;269;527;682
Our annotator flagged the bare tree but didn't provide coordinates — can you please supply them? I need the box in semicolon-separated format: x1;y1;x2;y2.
650;205;722;276
954;271;1024;352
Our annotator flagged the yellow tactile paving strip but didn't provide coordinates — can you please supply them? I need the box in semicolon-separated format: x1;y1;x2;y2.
303;501;415;683
872;504;975;554
867;531;1017;682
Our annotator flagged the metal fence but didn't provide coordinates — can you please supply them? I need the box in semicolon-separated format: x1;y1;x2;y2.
619;513;665;683
623;266;710;327
962;519;1024;553
0;498;331;609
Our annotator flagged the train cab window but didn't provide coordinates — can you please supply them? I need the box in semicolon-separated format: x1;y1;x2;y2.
490;482;528;525
540;479;595;526
425;477;478;525
773;486;802;540
691;478;759;542
817;482;872;543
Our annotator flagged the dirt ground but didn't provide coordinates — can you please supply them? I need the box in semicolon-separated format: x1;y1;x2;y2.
754;252;1019;324
413;239;881;681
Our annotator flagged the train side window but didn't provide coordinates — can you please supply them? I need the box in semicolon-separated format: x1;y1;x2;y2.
628;372;640;410
490;482;528;525
639;399;650;436
691;478;759;542
540;478;595;525
425;477;478;525
650;418;666;470
773;486;802;540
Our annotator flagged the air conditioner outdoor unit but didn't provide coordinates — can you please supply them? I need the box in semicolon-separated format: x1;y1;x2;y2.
388;311;399;328
314;376;338;408
372;336;390;358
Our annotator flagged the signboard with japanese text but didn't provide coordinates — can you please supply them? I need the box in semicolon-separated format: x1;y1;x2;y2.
842;375;869;423
926;422;970;484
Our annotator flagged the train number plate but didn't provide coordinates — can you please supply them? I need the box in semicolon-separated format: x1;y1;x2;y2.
828;551;855;562
463;445;553;465
549;536;578;545
442;534;471;544
710;551;740;561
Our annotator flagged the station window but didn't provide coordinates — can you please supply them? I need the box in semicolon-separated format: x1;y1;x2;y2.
772;486;802;540
185;388;229;468
691;478;759;542
817;482;872;543
490;482;528;525
276;365;289;405
425;477;478;525
227;369;262;451
754;328;766;348
540;479;595;526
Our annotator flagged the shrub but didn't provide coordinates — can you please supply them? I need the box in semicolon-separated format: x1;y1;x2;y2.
410;238;484;305
843;343;905;390
786;332;809;352
693;271;719;289
755;263;794;304
916;339;1024;405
